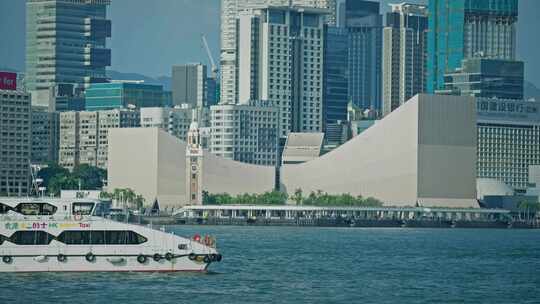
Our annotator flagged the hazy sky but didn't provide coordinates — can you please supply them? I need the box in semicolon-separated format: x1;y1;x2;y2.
0;0;538;86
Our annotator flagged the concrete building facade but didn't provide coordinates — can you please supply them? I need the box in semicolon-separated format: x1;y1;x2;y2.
382;3;428;116
59;109;140;170
0;90;31;196
26;0;112;106
220;0;335;105
108;128;276;210
210;101;279;166
477;98;540;192
31;106;59;165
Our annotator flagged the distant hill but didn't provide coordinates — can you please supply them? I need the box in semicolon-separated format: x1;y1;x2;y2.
106;70;171;91
0;67;18;73
524;81;540;102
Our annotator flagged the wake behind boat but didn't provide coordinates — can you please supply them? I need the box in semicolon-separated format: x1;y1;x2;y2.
0;197;221;272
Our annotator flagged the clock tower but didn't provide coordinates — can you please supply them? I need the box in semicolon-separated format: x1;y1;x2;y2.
186;119;203;205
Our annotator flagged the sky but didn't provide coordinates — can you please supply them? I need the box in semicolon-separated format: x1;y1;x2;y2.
0;0;539;86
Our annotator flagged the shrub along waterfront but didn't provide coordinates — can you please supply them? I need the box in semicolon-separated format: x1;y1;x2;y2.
202;189;383;207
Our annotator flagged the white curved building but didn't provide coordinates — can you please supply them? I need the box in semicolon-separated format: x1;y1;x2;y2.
109;94;479;209
281;94;479;207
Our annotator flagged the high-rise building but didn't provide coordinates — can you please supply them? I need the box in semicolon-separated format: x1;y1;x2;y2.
427;0;518;92
382;2;428;116
210;101;279;166
238;6;326;138
342;0;383;112
26;0;112;106
323;26;349;127
85;82;170;111
477;98;540;192
0;90;31;196
205;76;219;106
31;106;59;165
439;58;524;100
172;64;210;107
220;0;336;105
59;109;140;170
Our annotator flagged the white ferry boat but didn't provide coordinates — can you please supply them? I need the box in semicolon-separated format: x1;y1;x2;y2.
0;197;221;272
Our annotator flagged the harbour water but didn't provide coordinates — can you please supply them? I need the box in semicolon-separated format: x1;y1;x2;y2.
1;226;539;304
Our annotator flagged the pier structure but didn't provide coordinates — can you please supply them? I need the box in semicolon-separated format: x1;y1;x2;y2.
173;205;517;228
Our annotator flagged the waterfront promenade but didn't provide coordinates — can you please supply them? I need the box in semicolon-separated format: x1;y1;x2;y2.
167;205;539;229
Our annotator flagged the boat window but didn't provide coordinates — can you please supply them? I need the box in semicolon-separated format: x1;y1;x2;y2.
57;230;147;245
72;202;95;215
0;234;8;245
0;203;13;214
14;203;57;215
9;231;55;245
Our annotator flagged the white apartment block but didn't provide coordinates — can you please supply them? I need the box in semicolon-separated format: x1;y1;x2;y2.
59;109;140;170
220;0;335;105
238;6;326;139
210;101;279;166
382;3;428;116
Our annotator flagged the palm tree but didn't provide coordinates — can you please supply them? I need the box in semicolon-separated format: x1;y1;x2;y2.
292;188;303;206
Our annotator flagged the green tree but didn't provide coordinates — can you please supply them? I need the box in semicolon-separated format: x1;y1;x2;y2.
48;175;79;196
37;163;70;189
72;164;107;190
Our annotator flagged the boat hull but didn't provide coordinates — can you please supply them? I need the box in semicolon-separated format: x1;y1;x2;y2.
0;255;211;272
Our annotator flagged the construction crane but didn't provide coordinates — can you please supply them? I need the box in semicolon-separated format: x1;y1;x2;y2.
201;35;218;80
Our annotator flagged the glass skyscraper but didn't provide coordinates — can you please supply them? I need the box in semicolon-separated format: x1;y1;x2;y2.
427;0;518;92
323;26;348;125
26;0;112;105
342;0;382;112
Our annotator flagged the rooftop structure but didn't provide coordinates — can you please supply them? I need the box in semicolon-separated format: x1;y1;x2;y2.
282;133;324;165
85;82;171;111
440;58;524;100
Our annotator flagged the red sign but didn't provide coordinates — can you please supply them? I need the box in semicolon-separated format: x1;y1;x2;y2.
0;72;17;90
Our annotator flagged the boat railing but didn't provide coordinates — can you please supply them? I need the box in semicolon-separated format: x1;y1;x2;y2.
0;213;108;223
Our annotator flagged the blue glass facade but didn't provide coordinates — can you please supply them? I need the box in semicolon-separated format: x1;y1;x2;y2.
85;83;168;111
343;0;382;111
323;26;349;126
427;0;518;93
